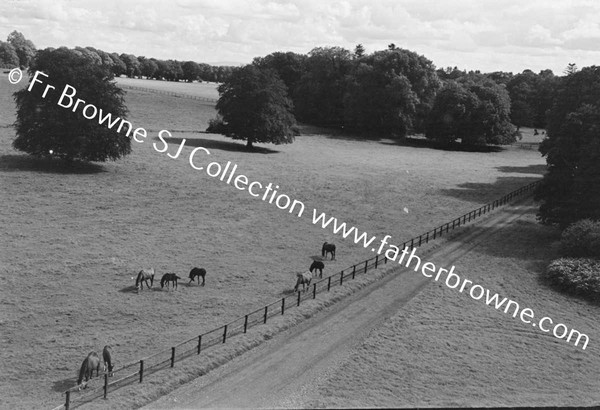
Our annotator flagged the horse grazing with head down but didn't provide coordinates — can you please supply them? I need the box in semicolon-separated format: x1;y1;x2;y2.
189;267;206;286
103;345;114;377
161;273;182;289
309;261;325;278
135;268;155;290
322;242;336;260
294;271;312;292
77;351;104;390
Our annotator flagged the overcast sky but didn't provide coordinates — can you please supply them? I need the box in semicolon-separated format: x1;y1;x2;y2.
2;0;599;74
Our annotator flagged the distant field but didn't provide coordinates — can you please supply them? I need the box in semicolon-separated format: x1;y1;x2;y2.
115;77;219;100
0;74;547;408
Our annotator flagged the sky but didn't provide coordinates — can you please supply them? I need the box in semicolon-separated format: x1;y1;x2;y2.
2;0;600;74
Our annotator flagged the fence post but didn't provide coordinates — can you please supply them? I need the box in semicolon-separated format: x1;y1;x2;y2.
375;255;378;269
282;298;285;315
65;391;70;410
327;276;331;291
297;290;301;306
263;306;268;324
244;315;248;333
171;347;175;368
426;232;429;243
433;228;437;239
352;265;356;279
410;238;414;248
223;325;227;344
418;235;422;246
313;283;316;299
197;335;202;354
364;260;368;273
340;271;344;286
104;372;108;399
139;360;144;383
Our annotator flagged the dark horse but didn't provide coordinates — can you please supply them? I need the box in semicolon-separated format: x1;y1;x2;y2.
77;351;104;390
309;261;325;278
103;345;114;377
322;242;336;260
161;273;182;289
189;267;207;286
294;271;312;292
135;268;155;290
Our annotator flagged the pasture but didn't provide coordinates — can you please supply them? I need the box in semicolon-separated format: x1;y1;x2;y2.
0;76;546;408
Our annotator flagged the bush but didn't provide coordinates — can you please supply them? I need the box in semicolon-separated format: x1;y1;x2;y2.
561;219;600;258
544;258;600;300
206;116;228;134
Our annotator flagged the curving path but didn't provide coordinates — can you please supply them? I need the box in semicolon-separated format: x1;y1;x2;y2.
144;198;536;409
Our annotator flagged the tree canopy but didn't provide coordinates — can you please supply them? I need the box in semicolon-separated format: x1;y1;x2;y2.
7;30;36;67
13;47;131;162
425;76;516;146
535;66;600;226
211;64;297;148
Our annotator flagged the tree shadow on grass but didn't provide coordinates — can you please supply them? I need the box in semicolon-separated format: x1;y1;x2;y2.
380;136;505;153
157;136;280;154
0;154;106;174
496;164;547;175
439;176;543;205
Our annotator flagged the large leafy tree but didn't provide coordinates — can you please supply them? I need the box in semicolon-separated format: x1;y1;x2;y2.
426;76;516;146
535;66;600;226
0;41;20;68
211;64;296;148
13;47;131;162
343;48;440;137
7;30;36;67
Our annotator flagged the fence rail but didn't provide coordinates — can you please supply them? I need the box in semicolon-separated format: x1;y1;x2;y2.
120;84;218;103
56;179;540;409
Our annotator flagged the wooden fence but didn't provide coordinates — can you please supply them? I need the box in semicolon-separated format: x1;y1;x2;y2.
119;84;218;103
54;179;541;409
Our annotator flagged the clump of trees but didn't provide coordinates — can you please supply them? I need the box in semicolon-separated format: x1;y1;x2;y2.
13;47;131;162
425;75;516;147
208;65;296;148
0;31;36;68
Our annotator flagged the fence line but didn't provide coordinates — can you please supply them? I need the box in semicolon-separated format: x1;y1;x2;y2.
120;84;218;103
57;179;540;409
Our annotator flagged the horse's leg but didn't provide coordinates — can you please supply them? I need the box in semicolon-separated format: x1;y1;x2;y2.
202;275;205;286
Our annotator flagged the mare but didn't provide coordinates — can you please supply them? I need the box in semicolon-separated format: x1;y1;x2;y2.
103;345;114;377
161;273;182;289
189;267;207;286
294;271;312;292
309;261;325;278
77;351;104;390
322;242;336;260
135;268;155;290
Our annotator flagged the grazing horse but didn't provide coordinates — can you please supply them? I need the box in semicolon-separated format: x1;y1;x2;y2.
103;345;114;377
77;351;104;390
322;242;336;260
309;261;325;278
161;273;182;289
189;267;207;286
135;268;155;290
294;271;312;292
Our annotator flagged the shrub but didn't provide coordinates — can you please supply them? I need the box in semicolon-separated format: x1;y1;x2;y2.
544;258;600;300
561;219;600;258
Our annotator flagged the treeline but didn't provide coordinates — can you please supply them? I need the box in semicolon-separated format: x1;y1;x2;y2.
251;44;562;145
0;31;236;83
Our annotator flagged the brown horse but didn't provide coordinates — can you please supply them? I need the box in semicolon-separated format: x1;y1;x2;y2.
322;242;336;260
103;345;114;377
135;268;155;290
77;351;104;390
188;267;206;286
294;271;312;292
161;273;182;289
309;261;325;278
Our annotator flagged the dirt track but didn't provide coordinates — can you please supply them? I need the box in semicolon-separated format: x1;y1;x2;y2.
144;198;535;409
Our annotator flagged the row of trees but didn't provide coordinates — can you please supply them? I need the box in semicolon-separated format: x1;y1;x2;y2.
0;31;235;83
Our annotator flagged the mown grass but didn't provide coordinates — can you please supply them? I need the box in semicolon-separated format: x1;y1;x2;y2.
0;75;546;408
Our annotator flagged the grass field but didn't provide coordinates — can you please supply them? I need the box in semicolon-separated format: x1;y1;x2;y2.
115;77;220;100
0;76;547;408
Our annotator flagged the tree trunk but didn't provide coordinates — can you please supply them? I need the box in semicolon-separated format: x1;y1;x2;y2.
246;139;253;149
